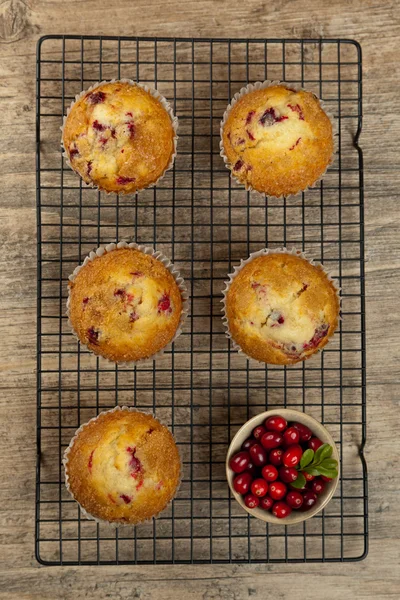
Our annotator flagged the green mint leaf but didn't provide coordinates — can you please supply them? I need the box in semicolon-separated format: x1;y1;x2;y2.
290;472;306;489
320;458;338;469
317;466;338;479
303;466;321;476
300;449;314;469
314;443;333;463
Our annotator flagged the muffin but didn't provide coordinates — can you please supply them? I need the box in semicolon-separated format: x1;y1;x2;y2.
62;80;177;194
67;243;186;363
64;408;181;524
220;82;334;197
223;250;340;365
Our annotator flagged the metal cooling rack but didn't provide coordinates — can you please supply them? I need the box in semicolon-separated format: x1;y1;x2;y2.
36;36;367;565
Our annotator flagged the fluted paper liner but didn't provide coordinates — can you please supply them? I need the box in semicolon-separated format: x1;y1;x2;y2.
63;406;182;527
219;80;338;198
221;247;341;366
67;241;188;366
61;79;178;194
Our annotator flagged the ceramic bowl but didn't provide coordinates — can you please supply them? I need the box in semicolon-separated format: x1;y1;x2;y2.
226;408;340;525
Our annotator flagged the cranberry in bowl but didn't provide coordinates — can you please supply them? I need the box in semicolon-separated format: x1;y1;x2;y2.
226;408;340;525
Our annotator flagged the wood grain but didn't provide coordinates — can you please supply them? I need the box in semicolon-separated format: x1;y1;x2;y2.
0;0;400;598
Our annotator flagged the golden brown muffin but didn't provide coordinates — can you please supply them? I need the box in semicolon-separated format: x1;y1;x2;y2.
62;81;176;193
64;409;181;524
68;246;184;362
221;84;334;197
224;252;339;365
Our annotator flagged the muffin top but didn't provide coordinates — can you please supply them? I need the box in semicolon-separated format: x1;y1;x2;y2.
221;85;334;197
65;409;181;524
63;81;176;193
225;253;339;365
68;247;184;362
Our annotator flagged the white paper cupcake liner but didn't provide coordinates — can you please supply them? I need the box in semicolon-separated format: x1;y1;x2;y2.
221;247;341;367
61;79;179;194
66;240;188;366
219;80;338;199
63;405;183;528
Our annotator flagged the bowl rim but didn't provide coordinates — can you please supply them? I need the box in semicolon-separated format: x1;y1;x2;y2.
226;408;340;525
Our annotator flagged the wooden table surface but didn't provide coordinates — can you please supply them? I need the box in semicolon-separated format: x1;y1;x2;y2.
1;0;399;598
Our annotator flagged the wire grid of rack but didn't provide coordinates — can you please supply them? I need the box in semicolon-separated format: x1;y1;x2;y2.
36;36;367;565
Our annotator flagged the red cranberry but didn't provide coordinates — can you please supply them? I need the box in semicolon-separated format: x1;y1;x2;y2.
279;466;298;483
260;496;274;511
301;491;318;511
269;481;287;501
249;443;267;466
309;437;323;451
116;176;135;185
129;456;141;475
251;478;268;497
244;493;260;509
229;451;250;473
282;444;303;468
242;438;257;451
87;449;94;473
321;475;332;482
233;472;252;495
303;471;315;482
286;490;304;509
303;324;329;351
260;431;283;450
87;327;100;344
114;288;126;298
272;501;292;519
246;110;255;124
264;415;287;433
127;447;143;477
261;464;278;482
88;91;106;104
311;478;326;495
260;107;276;125
120;494;132;504
234;159;243;171
92;120;107;131
287;103;304;120
292;422;312;442
269;448;284;466
283;426;300;446
246;461;257;476
253;425;266;441
158;294;171;313
127;121;135;138
289;137;301;151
